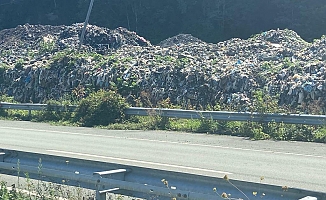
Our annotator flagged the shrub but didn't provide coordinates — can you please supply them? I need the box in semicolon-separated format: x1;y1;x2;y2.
0;95;15;117
196;117;219;133
33;99;74;122
251;90;280;113
74;90;129;127
313;127;326;143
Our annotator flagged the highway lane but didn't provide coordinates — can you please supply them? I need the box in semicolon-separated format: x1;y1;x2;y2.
0;120;325;193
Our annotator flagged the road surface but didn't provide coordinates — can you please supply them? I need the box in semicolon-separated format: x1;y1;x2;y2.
0;120;325;193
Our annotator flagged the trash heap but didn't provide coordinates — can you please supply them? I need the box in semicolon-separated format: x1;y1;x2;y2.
0;24;325;113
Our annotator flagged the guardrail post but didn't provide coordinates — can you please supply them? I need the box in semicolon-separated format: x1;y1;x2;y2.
95;179;106;200
93;169;130;200
28;109;32;118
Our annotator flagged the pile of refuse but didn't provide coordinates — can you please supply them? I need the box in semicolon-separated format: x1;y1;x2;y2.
0;24;325;113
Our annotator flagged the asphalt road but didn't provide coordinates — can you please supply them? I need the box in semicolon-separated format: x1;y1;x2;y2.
0;120;325;193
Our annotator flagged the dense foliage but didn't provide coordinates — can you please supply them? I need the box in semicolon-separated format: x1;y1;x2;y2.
74;89;129;127
0;0;325;44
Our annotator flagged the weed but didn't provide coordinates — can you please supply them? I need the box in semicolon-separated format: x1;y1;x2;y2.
224;175;250;200
38;39;55;54
196;114;219;134
161;179;177;200
213;187;230;199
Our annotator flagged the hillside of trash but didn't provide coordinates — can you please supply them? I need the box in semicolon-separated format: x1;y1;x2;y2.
0;23;325;114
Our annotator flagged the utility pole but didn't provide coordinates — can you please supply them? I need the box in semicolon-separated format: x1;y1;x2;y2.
79;0;95;50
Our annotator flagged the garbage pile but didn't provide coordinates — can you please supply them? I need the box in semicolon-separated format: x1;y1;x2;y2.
0;23;150;54
0;24;325;113
158;34;205;47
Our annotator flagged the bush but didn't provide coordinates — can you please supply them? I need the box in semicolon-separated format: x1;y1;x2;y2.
74;90;129;127
0;95;15;117
196;118;219;133
33;99;74;122
313;127;326;143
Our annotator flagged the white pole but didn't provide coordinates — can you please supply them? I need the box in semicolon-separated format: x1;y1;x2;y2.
79;0;95;50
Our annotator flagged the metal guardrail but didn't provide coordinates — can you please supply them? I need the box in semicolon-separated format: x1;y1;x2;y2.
0;102;77;111
0;149;324;200
125;107;326;125
1;102;326;125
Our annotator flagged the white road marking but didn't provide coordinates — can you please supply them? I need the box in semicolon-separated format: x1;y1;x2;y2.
47;149;233;175
1;126;325;159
